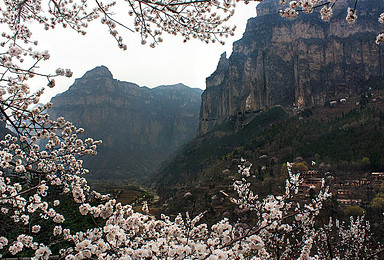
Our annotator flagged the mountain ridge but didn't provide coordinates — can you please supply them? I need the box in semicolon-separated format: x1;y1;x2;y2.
49;66;203;182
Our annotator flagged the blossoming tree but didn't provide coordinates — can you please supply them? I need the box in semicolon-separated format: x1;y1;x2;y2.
0;0;383;259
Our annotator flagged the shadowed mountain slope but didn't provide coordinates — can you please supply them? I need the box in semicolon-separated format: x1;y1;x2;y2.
50;66;203;182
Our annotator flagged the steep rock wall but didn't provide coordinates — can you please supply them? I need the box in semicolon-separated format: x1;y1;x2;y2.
198;0;384;135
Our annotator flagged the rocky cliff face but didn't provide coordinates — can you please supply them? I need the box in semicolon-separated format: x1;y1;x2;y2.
50;66;202;181
198;0;384;135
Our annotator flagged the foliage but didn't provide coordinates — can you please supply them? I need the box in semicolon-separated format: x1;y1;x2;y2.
370;193;384;211
157;98;384;216
155;106;289;190
280;163;288;175
361;157;371;167
293;162;309;173
343;206;366;217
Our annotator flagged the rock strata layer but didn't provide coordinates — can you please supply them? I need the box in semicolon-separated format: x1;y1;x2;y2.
198;0;384;135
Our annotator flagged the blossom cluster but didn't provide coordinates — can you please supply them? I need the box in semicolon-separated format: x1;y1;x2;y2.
377;13;384;44
42;162;325;259
1;0;260;51
0;13;103;254
126;0;242;47
278;0;383;44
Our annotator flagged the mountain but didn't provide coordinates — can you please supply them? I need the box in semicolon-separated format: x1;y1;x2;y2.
152;0;384;217
198;0;384;135
49;66;203;182
0;120;13;139
155;93;384;221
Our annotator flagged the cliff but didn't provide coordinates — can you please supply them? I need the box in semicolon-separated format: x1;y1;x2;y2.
198;0;384;135
50;66;203;182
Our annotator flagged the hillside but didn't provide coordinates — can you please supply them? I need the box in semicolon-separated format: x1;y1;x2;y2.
154;90;384;222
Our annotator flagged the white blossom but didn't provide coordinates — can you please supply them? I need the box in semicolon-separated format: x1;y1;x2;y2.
346;7;357;24
32;225;41;233
33;245;52;260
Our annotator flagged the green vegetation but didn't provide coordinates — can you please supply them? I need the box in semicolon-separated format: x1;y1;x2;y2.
155;106;289;192
293;162;309;173
370;193;384;211
154;91;384;225
343;206;366;217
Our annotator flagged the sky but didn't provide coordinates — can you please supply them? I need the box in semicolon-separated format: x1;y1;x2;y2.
31;2;259;103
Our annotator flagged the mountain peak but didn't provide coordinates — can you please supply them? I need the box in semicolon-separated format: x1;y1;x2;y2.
82;65;113;79
256;0;280;16
49;72;202;182
216;52;229;71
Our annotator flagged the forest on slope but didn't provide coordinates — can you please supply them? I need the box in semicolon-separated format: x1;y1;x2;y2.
154;90;384;228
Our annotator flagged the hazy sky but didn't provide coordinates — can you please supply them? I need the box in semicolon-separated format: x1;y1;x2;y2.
31;2;259;103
